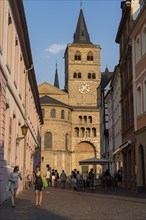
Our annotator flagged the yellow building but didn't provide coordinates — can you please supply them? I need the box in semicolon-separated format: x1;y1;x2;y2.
39;8;101;175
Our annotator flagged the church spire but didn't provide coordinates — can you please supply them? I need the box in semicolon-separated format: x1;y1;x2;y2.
54;62;60;89
73;6;92;44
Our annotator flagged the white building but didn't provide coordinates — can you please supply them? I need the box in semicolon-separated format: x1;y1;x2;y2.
0;0;43;203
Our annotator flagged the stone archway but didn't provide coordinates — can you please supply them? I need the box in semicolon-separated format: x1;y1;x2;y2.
139;145;145;188
72;141;96;172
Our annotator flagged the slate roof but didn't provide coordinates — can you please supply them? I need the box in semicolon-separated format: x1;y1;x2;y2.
40;95;69;107
73;9;92;44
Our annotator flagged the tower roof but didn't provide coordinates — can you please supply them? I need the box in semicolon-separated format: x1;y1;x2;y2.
54;63;60;89
73;8;92;44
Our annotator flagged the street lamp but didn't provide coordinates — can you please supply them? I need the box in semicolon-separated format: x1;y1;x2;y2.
16;124;29;144
21;124;29;136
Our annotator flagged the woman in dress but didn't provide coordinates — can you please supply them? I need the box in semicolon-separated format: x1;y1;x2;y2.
9;166;22;207
33;166;43;206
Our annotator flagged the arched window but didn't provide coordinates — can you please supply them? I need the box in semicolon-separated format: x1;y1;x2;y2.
51;109;56;118
61;110;65;119
44;132;52;148
86;128;90;137
73;72;77;78
137;86;142;116
89;116;92;123
92;128;96;137
81;127;85;137
88;73;91;79
92;73;96;79
75;51;81;61
79;116;82;123
65;134;68;150
75;127;79;137
84;116;87;123
87;51;93;61
136;36;141;63
78;72;82;78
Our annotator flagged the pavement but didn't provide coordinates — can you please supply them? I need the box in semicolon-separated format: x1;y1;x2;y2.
0;185;146;220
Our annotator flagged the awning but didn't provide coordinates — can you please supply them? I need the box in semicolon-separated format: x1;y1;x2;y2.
113;140;131;155
79;157;113;165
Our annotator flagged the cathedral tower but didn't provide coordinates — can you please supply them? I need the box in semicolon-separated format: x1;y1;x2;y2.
64;8;101;171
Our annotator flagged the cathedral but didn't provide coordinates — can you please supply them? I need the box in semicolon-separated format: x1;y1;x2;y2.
38;7;101;175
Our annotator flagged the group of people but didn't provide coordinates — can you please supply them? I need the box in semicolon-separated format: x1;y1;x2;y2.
7;164;122;208
7;165;68;207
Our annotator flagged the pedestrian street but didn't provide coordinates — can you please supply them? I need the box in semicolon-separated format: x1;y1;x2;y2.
0;187;146;220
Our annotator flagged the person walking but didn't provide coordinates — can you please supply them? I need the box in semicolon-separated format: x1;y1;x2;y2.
33;166;43;206
60;170;67;189
46;168;52;187
9;166;22;207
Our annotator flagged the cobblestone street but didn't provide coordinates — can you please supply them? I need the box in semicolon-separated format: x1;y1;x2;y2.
0;187;146;220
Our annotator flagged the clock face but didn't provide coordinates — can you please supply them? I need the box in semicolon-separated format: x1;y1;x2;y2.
78;82;90;94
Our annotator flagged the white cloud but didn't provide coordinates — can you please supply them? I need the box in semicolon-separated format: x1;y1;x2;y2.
45;43;66;54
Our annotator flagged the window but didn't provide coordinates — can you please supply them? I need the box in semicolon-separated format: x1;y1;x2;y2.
87;51;93;61
92;128;96;137
88;73;96;79
89;116;92;123
136;86;142;116
7;13;13;69
84;116;87;123
14;37;19;86
142;26;146;55
61;110;65;119
81;127;85;137
75;51;81;61
75;127;79;137
79;116;82;123
44;132;52;148
92;73;96;79
65;134;68;150
136;36;141;63
78;72;81;78
144;79;146;112
73;72;77;78
86;128;90;137
88;73;91;79
51;109;56;118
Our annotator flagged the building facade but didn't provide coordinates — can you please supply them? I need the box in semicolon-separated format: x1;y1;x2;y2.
0;0;43;203
100;68;113;171
111;66;122;172
116;0;141;190
130;1;146;191
39;8;101;176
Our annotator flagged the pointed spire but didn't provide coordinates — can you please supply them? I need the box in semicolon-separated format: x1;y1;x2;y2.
54;62;60;89
73;7;92;44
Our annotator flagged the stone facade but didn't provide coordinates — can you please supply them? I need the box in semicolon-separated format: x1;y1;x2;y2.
39;8;101;176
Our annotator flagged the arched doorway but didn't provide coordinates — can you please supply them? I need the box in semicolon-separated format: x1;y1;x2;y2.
139;145;145;187
73;141;96;173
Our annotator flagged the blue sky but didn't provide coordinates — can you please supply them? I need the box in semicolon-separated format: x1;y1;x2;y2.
23;0;122;89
